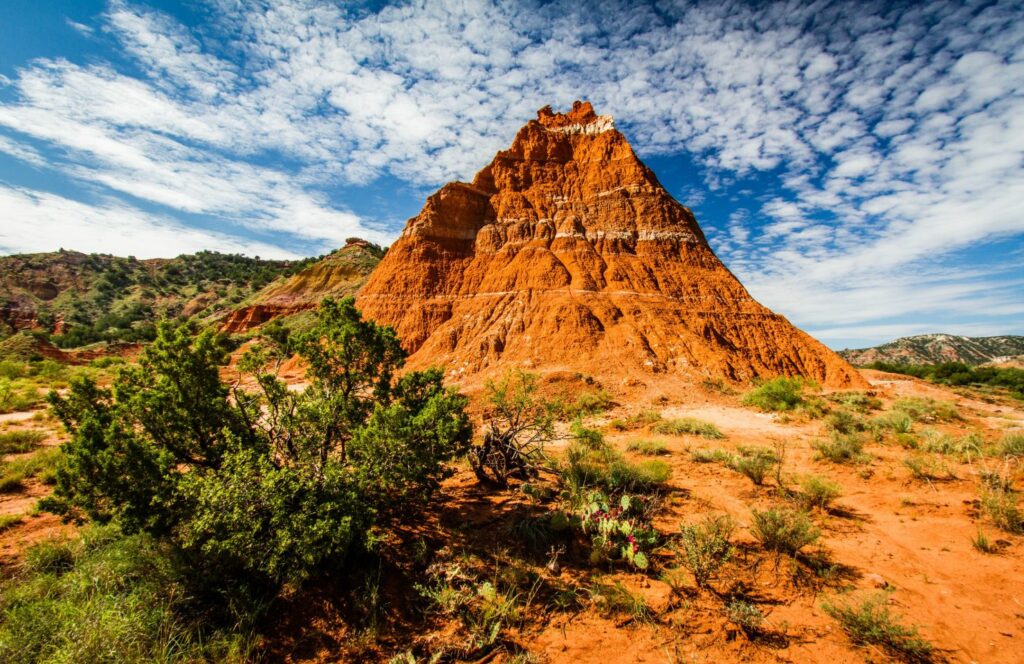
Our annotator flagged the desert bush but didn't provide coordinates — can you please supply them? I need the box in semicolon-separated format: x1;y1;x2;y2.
726;599;765;633
0;513;24;533
921;429;984;460
876;410;914;434
0;470;24;492
0;525;256;663
44;297;472;588
830;391;882;413
0;429;45;454
471;369;554;486
822;593;934;662
999;431;1024;457
981;489;1023;534
797;474;842;510
567;388;615;417
678;515;735;587
589;581;652;622
825;410;868;435
1;447;62;486
732;450;777;486
626;439;669;456
903;454;955;482
813;432;869;464
742;377;806;412
750;507;820;556
564;426;671;496
651;417;724;439
690;448;735;464
892;397;959;423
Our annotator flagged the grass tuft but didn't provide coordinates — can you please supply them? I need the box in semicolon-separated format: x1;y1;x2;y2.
651;417;724;439
822;593;934;662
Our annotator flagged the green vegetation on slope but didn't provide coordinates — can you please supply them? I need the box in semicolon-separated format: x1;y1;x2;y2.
864;362;1024;400
0;248;324;348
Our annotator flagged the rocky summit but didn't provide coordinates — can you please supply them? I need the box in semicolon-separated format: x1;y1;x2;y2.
357;101;862;387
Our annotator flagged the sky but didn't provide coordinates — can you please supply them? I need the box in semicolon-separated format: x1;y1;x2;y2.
0;0;1022;350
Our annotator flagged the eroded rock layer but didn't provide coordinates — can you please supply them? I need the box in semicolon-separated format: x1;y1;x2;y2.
219;239;382;333
356;102;863;387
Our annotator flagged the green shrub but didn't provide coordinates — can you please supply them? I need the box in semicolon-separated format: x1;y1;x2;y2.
564;429;671;496
797;474;842;510
726;599;765;633
822;593;934;662
830;391;882;413
609;459;671;491
678;515;735;587
920;429;984;460
750;507;820;555
876;410;914;434
690;448;735;464
971;528;998;554
571;388;615;416
589;581;652;622
982;489;1023;534
813;432;869;464
607;409;662;432
892;397;959;423
0;526;256;663
903;454;955;482
43;297;472;588
732;452;776;486
626;439;669;456
0;360;27;380
999;431;1024;457
0;471;24;492
742;377;807;412
651;417;724;439
0;513;24;533
0;429;46;454
825;410;868;434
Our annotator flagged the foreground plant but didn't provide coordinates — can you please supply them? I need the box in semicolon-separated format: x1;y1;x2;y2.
44;297;472;588
579;492;658;569
822;593;934;662
678;515;735;587
750;507;820;556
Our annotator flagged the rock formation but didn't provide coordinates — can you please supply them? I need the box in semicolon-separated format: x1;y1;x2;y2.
219;239;382;333
356;102;863;387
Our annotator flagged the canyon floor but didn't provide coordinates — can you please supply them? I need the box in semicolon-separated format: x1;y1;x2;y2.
2;368;1023;663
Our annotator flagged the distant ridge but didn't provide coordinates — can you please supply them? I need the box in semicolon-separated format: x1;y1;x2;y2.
840;334;1024;366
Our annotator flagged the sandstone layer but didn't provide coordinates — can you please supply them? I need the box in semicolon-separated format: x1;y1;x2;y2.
219;239;382;333
357;102;863;388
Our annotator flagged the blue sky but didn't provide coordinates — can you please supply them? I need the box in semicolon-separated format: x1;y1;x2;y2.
0;0;1022;349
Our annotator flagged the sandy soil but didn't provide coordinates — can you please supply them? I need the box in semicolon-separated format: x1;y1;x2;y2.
2;370;1022;662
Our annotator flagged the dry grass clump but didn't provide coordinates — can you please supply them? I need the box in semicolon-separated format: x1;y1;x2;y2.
626;439;670;456
651;417;724;439
813;432;870;464
822;593;934;662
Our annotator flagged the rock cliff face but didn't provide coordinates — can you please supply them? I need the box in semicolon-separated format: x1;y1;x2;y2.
219;239;383;333
356;102;863;387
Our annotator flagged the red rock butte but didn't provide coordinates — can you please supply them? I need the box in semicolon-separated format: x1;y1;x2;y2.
357;101;864;388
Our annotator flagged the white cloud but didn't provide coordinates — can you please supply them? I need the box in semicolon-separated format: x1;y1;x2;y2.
0;0;1019;344
0;184;296;259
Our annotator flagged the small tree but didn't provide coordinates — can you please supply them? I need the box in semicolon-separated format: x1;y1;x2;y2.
469;369;556;487
46;297;472;586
